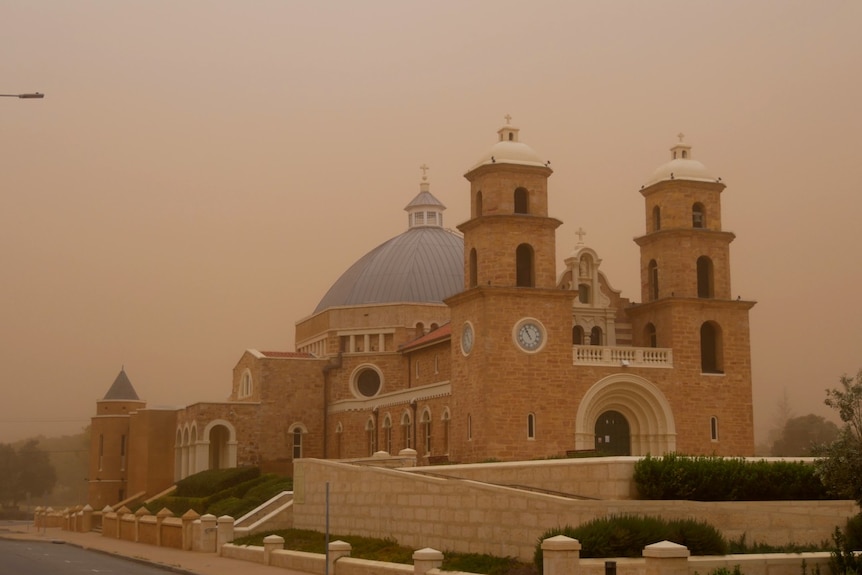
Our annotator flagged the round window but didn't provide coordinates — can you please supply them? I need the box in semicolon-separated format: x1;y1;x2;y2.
356;368;381;397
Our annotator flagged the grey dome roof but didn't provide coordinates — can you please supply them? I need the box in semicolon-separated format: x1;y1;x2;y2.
314;226;464;313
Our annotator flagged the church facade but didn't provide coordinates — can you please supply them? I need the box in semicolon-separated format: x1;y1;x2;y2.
89;122;756;508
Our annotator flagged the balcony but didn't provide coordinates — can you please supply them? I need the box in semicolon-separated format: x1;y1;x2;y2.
573;345;673;368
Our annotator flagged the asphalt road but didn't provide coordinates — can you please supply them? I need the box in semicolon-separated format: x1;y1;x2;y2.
0;538;183;574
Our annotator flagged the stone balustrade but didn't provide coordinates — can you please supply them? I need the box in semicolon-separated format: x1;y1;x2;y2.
573;345;673;367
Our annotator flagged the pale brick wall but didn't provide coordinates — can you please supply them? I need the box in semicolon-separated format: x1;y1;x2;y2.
293;458;856;564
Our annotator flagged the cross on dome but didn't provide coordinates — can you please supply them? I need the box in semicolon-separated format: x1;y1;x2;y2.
420;163;429;181
504;113;512;125
671;133;692;160
575;227;587;244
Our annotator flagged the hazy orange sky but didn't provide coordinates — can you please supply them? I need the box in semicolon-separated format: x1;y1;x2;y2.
2;1;860;445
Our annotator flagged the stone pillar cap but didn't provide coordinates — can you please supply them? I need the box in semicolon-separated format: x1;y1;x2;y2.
542;534;582;550
413;547;444;560
643;540;690;558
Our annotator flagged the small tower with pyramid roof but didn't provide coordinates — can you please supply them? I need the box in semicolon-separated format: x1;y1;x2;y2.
88;368;146;509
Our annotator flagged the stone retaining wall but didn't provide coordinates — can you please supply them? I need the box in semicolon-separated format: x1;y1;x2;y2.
293;458;856;563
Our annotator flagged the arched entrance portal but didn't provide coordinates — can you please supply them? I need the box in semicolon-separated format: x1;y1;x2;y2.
594;410;631;455
209;424;230;470
574;374;677;455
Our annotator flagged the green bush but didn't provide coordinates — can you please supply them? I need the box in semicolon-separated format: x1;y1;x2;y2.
633;454;832;501
175;467;261;497
534;515;727;571
146;469;291;517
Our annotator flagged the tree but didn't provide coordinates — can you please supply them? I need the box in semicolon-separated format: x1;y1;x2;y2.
815;369;862;505
0;440;57;509
772;414;839;456
0;444;18;508
16;439;57;502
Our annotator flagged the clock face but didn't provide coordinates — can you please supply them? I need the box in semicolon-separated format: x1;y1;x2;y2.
461;322;474;355
515;320;544;352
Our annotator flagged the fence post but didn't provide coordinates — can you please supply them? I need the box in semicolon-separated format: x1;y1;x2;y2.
643;540;690;575
264;534;285;565
81;504;93;533
541;535;581;575
155;508;173;547
200;514;218;552
328;540;352;575
181;509;200;551
413;547;444;575
216;515;234;551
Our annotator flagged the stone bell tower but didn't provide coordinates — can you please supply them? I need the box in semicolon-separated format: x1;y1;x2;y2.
446;118;575;462
627;135;756;455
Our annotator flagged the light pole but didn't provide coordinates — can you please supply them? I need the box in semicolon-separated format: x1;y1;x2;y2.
0;92;44;99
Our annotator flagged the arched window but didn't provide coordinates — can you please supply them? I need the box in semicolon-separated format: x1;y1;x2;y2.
430;322;439;331
291;427;303;459
578;283;591;304
648;260;659;300
401;411;412;449
645;323;657;348
516;243;534;287
434;354;439;374
572;325;584;345
240;369;253;398
653;205;661;231
514;187;529;214
590;326;603;346
469;248;478;288
700;321;724;374
335;422;343;458
476;191;483;217
710;416;719;441
697;256;714;298
421;409;432;454
692;202;705;228
366;418;377;455
415;322;425;336
383;415;392;454
415;360;420;379
527;413;536;439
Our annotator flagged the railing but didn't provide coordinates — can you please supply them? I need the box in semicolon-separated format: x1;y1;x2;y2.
573;346;673;368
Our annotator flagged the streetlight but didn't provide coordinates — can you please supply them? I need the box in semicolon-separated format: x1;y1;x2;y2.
0;92;45;99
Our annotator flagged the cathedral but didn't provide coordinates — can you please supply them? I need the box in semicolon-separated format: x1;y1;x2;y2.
89;121;756;508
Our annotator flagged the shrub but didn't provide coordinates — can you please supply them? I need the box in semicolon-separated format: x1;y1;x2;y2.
830;514;862;575
533;515;727;572
634;454;832;501
174;467;260;497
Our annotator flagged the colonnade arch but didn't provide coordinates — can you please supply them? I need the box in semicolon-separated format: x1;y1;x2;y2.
574;373;676;455
174;419;238;480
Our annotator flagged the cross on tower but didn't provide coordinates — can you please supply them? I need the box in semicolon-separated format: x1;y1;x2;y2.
504;114;512;125
419;163;429;181
575;227;587;244
677;132;686;143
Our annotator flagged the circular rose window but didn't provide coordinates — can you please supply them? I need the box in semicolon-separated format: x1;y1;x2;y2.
356;368;381;397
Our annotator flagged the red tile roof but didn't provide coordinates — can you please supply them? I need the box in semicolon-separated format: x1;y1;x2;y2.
399;322;452;351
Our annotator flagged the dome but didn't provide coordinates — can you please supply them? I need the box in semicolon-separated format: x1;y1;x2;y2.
314;227;464;313
467;122;548;172
644;136;717;187
314;178;464;314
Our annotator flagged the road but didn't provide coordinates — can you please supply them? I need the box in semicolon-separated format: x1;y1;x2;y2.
0;538;185;575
